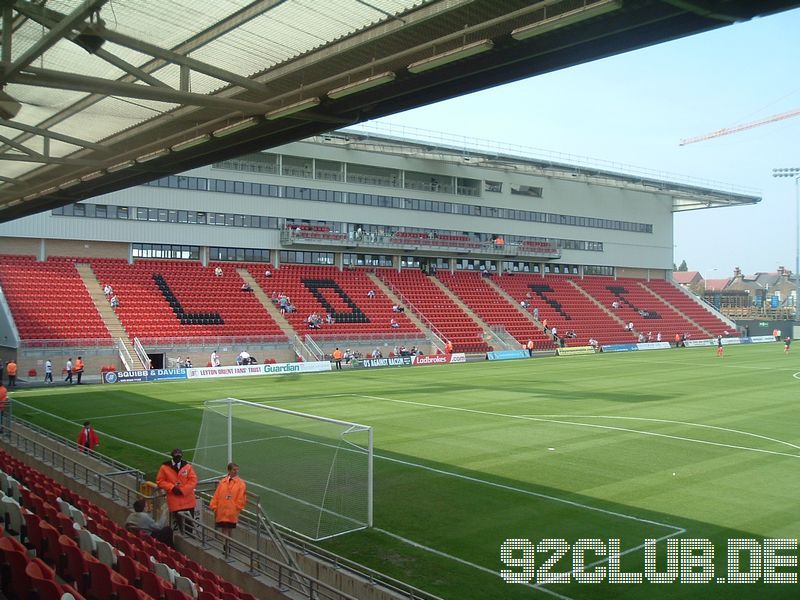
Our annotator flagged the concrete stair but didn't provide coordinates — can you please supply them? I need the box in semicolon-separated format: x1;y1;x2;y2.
74;262;147;370
237;268;296;340
637;281;711;336
366;272;442;349
427;275;509;350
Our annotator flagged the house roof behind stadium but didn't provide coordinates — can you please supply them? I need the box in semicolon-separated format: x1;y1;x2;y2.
1;0;798;222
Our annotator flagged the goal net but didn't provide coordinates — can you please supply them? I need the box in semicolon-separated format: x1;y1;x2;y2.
193;398;373;540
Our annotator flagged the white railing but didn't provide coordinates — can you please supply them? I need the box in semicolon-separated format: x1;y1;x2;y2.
132;337;150;369
116;338;133;371
0;286;20;346
303;335;324;360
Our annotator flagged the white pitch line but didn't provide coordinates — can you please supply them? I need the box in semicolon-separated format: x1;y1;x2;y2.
83;406;197;420
376;452;681;531
518;414;800;451
11;400;168;457
374;527;576;600
360;395;800;461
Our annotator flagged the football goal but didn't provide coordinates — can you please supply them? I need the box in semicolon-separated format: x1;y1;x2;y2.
193;398;372;540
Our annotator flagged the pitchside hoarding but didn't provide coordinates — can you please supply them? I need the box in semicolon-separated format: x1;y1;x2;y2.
104;361;331;383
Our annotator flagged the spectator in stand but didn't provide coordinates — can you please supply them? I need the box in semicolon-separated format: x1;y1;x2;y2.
390;318;400;329
533;307;539;321
110;294;119;309
44;359;53;384
392;304;404;313
6;359;16;388
103;283;113;297
542;318;548;331
74;356;85;385
185;358;192;368
126;499;174;547
214;266;223;277
77;421;100;453
240;282;253;292
156;448;198;536
65;358;73;384
326;312;334;325
264;269;272;278
611;300;620;309
520;300;529;309
371;348;382;358
367;289;376;298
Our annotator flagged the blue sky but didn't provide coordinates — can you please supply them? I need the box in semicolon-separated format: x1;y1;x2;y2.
372;7;800;279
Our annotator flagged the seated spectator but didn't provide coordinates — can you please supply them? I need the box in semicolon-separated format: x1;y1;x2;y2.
367;290;376;298
326;312;334;324
110;294;120;309
264;269;272;278
126;499;173;547
241;282;253;292
371;348;382;358
103;283;113;297
520;300;529;309
184;358;192;368
392;304;404;313
611;300;620;309
214;266;223;277
390;318;400;329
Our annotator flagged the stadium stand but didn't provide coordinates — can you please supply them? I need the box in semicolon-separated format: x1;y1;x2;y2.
0;255;111;343
491;274;634;346
643;279;736;336
376;268;490;353
0;447;261;600
249;264;420;338
89;259;286;342
575;276;707;341
435;271;552;349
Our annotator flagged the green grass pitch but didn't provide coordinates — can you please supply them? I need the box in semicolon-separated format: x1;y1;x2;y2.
9;343;800;599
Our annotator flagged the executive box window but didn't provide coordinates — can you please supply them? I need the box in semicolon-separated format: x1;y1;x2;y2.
279;250;334;265
209;247;270;263
133;243;199;260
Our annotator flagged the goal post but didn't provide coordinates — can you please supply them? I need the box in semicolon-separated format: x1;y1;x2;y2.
193;398;373;540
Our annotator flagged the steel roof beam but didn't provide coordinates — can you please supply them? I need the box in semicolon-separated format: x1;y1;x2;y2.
0;119;108;151
4;0;108;82
11;67;268;113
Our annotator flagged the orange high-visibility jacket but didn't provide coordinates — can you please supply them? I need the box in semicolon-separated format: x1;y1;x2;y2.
156;461;198;513
6;362;16;376
209;476;247;525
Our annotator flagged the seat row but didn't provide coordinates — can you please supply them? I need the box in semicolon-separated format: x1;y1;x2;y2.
0;450;257;600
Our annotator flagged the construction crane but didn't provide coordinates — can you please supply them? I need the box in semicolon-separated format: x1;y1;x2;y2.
679;106;800;145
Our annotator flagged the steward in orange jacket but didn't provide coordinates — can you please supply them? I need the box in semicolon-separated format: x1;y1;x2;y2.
156;448;198;532
209;462;247;529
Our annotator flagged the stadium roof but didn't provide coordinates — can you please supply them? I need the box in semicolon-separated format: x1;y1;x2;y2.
1;0;799;223
330;125;762;211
